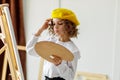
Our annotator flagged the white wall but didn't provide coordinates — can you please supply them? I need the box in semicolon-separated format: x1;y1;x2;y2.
23;0;120;80
60;1;116;80
113;0;120;80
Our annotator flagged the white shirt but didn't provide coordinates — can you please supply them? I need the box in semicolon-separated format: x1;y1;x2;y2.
26;35;80;80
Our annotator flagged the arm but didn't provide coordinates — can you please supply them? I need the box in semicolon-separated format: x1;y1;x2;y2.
56;51;80;80
26;18;52;56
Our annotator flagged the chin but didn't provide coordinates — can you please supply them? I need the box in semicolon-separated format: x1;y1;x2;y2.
55;34;59;36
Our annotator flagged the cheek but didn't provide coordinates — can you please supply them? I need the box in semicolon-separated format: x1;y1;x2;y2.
59;28;65;33
53;27;55;30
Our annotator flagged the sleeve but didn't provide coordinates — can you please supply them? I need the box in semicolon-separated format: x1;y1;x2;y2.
26;35;55;57
56;51;80;80
26;35;40;57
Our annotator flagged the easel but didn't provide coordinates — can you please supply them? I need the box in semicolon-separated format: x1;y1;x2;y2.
38;58;44;80
0;4;24;80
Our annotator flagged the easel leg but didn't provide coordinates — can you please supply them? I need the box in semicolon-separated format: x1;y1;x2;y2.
38;58;44;80
1;51;7;80
6;46;17;80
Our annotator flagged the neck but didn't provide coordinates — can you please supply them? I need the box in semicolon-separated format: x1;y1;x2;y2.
59;36;70;42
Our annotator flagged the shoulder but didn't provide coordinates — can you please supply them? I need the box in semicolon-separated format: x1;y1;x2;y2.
67;41;79;52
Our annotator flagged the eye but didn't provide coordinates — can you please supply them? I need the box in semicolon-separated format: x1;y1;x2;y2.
58;22;64;25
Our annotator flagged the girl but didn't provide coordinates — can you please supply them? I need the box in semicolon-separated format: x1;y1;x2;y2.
26;8;80;80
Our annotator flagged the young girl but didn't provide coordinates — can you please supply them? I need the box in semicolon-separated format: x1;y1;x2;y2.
26;8;80;80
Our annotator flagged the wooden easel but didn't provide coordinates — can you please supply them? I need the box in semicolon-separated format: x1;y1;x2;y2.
0;4;24;80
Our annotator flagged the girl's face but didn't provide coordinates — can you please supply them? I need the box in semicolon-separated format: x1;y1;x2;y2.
52;18;66;36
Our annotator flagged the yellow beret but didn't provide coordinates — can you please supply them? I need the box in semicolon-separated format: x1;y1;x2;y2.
51;8;80;26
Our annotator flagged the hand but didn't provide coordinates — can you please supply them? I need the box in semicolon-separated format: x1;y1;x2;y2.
35;18;52;36
41;18;52;30
50;55;62;66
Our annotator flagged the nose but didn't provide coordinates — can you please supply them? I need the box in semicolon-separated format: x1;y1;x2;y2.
54;24;58;29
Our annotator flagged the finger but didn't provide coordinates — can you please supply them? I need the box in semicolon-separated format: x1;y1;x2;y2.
54;57;62;64
46;18;52;22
